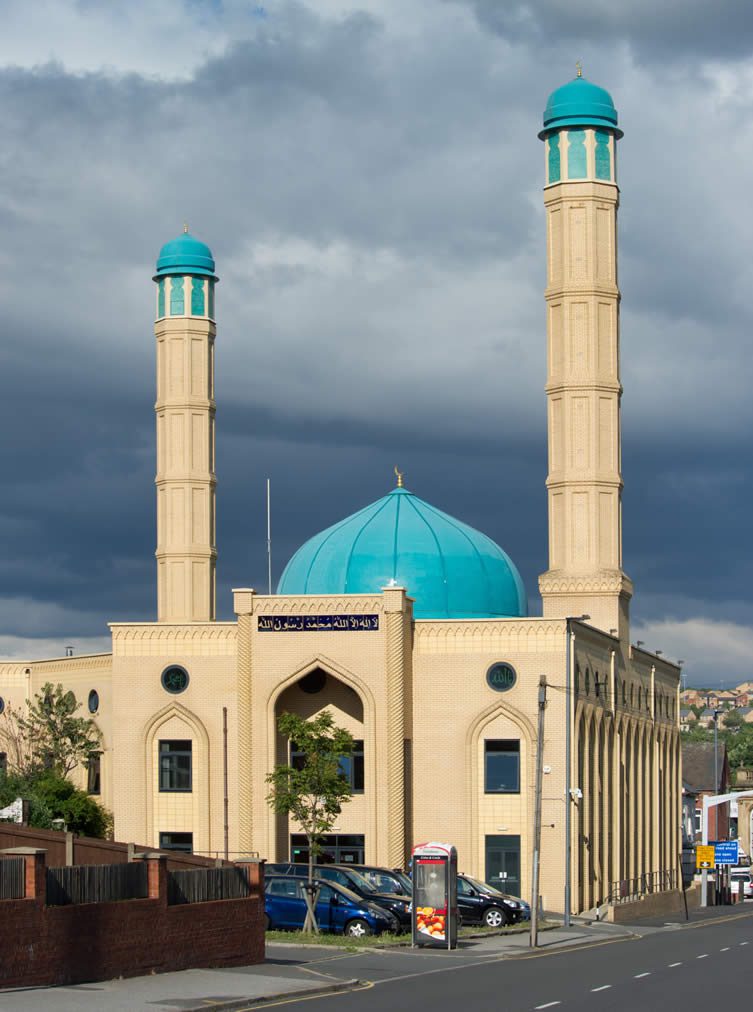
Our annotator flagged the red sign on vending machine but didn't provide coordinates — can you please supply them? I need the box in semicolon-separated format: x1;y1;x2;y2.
411;841;458;949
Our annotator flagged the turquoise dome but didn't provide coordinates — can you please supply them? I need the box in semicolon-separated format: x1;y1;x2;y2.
277;486;527;620
539;74;622;139
154;231;218;280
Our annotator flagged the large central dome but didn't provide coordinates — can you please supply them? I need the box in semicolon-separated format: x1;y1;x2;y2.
277;485;527;620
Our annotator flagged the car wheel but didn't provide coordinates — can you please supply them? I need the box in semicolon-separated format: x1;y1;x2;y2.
483;906;510;928
345;918;372;938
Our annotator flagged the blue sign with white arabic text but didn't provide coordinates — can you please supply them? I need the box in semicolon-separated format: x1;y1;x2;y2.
712;841;739;865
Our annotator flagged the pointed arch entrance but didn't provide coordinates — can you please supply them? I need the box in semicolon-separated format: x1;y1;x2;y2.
265;658;376;864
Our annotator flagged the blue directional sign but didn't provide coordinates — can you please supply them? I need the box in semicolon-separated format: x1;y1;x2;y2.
712;841;739;865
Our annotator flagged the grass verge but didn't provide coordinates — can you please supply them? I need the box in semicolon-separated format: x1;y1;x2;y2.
266;920;557;949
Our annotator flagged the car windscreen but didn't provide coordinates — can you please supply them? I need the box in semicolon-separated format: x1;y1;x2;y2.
464;875;503;896
343;869;377;893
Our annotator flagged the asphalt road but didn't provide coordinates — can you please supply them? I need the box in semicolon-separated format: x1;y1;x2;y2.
255;909;753;1011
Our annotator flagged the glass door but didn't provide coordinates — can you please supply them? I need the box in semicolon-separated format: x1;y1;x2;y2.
485;834;521;896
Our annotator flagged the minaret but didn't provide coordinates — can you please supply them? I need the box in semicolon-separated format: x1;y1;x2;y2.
153;229;218;622
537;69;633;637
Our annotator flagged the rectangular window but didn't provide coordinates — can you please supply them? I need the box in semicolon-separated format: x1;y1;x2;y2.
87;752;101;795
0;752;6;776
159;740;192;792
338;740;364;793
290;740;364;793
159;831;193;853
484;740;520;793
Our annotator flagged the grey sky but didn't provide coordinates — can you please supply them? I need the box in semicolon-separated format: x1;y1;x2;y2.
0;0;750;686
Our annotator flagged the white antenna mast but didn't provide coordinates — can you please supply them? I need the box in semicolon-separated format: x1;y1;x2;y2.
266;477;272;594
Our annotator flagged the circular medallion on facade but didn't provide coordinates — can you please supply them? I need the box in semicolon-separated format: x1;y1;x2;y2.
88;689;99;714
161;665;189;694
486;662;517;693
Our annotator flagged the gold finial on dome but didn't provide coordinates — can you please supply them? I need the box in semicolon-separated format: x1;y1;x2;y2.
183;223;189;233
394;466;404;489
575;59;583;78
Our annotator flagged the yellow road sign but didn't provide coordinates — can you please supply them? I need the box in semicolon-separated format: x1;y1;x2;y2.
696;844;715;869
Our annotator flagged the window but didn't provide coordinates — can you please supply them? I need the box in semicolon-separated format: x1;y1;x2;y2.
338;740;364;793
0;752;6;776
87;752;101;795
159;740;192;792
161;665;189;694
88;689;99;714
484;740;520;793
291;739;364;793
159;831;193;853
267;878;300;898
594;673;600;697
584;669;591;696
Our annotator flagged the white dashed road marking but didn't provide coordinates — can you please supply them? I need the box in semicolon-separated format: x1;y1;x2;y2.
721;947;730;951
534;1003;561;1009
740;941;749;946
697;954;708;959
669;962;682;967
634;972;651;978
591;985;612;992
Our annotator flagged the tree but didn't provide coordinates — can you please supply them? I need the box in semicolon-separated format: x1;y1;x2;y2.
266;711;354;932
16;682;102;777
723;710;744;731
0;769;112;837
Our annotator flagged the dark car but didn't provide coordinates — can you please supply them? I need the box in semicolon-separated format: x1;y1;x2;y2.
456;874;525;927
343;865;412;897
265;874;399;936
266;862;411;928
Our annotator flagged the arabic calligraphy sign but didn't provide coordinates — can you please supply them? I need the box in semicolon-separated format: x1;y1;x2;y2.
258;614;379;633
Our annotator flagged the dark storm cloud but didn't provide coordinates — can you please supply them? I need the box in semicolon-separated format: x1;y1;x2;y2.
0;1;750;684
452;1;753;60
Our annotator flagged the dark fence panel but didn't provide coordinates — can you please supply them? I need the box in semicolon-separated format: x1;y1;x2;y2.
0;857;25;900
168;866;252;906
45;862;149;906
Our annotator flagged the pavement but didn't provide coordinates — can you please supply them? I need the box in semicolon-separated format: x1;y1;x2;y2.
0;905;750;1011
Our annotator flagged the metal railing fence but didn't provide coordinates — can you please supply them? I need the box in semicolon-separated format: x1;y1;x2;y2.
607;869;678;904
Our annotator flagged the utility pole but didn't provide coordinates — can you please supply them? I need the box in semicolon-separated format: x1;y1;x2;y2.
530;675;547;948
223;706;229;861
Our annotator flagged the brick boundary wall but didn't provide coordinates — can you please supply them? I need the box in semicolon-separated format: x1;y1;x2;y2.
0;850;265;989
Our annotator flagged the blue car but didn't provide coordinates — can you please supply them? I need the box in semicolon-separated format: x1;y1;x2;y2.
265;875;400;937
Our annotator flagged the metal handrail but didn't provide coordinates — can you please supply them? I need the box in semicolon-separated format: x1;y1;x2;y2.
607;869;678;904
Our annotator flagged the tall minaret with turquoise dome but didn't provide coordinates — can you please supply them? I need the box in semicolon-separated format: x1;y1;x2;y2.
537;68;633;637
153;229;218;622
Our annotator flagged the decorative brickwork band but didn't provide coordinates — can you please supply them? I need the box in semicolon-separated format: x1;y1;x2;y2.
234;597;255;854
384;602;406;869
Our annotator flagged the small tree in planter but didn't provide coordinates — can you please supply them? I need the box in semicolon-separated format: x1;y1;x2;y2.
266;711;354;932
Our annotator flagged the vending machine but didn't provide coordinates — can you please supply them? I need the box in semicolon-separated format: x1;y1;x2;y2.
411;841;458;949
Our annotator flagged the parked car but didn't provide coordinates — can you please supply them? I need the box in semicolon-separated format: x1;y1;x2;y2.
342;865;412;897
731;868;753;899
264;874;400;936
456;874;526;927
265;863;412;928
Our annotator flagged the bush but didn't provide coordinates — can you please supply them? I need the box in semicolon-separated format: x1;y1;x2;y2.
0;770;112;838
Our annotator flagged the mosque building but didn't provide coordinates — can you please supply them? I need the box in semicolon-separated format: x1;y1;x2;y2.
0;72;681;915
